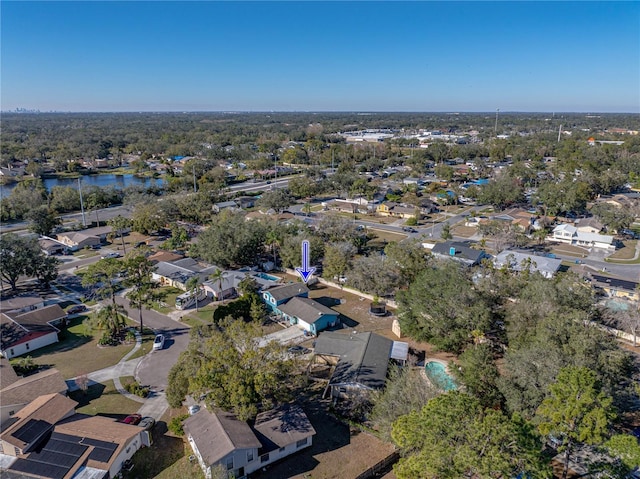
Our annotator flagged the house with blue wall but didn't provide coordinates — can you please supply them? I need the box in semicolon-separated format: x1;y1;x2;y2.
262;283;309;313
278;297;339;335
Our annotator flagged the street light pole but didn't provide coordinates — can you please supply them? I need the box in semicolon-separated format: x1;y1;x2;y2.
494;108;500;136
77;177;86;227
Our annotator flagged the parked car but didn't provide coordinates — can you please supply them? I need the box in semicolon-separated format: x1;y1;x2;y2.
138;417;156;431
287;345;310;356
402;226;418;233
101;252;121;259
152;334;165;351
123;414;142;425
188;405;200;415
66;304;87;315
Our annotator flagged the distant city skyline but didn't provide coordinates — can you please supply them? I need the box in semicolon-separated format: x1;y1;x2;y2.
2;1;638;113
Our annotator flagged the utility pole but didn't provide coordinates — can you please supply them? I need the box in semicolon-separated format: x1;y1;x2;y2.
192;164;197;193
77;177;86;227
494;108;500;136
274;153;277;190
557;124;563;143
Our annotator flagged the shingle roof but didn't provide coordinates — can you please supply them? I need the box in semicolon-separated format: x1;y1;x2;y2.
493;251;562;277
431;241;487;265
1;368;68;409
278;297;337;325
0;295;44;313
253;404;315;452
0;356;20;389
264;283;309;302
314;331;392;390
183;409;261;467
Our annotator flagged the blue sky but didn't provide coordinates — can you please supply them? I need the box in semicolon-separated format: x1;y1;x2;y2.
2;1;638;112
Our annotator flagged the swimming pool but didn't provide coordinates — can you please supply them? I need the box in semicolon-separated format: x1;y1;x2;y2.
425;361;457;391
255;272;280;282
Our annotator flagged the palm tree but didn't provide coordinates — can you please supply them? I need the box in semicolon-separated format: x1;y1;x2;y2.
124;254;159;333
265;230;281;268
93;303;126;337
209;269;228;300
108;215;132;255
185;275;203;312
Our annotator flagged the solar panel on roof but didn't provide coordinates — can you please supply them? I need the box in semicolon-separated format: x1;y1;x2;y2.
82;436;118;462
9;458;69;479
13;419;53;444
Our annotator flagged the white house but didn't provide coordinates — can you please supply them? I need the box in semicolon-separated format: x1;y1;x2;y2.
550;224;615;251
184;404;315;479
493;251;562;279
0;305;67;359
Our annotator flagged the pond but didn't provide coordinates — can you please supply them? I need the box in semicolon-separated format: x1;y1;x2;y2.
0;173;165;198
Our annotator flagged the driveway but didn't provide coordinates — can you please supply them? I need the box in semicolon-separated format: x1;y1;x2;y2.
114;296;191;391
257;325;305;348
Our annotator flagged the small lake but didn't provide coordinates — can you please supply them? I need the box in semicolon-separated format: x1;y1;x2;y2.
0;174;165;198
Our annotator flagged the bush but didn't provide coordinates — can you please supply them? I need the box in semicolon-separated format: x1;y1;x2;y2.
124;381;150;398
168;414;189;436
405;216;418;226
12;356;38;376
97;333;118;346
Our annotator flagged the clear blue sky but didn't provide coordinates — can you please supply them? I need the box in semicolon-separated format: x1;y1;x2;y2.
2;1;638;112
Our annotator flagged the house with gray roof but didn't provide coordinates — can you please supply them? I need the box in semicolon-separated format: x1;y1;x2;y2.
261;283;309;313
0;358;68;425
203;271;280;301
313;331;407;400
493;250;562;279
550;224;615;251
152;258;217;291
184;405;314;479
431;241;489;267
277;297;339;335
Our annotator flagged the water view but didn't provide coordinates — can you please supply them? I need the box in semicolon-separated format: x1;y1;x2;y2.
0;173;165;198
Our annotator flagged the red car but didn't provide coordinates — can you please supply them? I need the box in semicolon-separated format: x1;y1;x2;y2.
123;414;142;425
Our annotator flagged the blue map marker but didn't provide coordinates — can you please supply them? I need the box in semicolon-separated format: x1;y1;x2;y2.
295;240;316;283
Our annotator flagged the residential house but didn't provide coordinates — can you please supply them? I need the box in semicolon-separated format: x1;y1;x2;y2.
0;393;146;479
324;199;359;214
0;358;68;425
38;237;67;255
261;283;310;313
235;196;257;209
203;271;280;301
431;241;489;267
550;224;615;251
58;226;119;251
1;304;67;359
590;274;639;301
575;217;604;234
277;297;339;335
312;331;408;400
148;250;184;264
0;295;45;314
55;231;101;251
184;404;315;479
376;202;418;219
493;251;562;279
152;258;217;291
212;200;239;213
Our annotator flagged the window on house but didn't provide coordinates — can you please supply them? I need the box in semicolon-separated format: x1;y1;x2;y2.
25;343;29;350
226;457;233;470
296;438;308;448
260;453;269;463
247;451;254;462
10;349;14;356
279;446;285;452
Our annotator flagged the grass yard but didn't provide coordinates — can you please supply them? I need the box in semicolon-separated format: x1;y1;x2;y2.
127;408;204;479
550;244;589;258
72;249;99;259
152;287;183;314
185;305;216;323
451;225;478;238
29;316;136;379
124;326;156;361
366;229;408;251
606;240;638;261
69;379;141;417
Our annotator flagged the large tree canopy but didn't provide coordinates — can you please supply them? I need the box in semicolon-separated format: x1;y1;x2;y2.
391;391;549;479
397;262;493;353
0;233;58;290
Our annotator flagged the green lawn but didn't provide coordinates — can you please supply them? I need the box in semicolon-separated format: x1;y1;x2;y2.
28;316;136;379
152;287;182;314
185;305;217;323
69;379;141;416
606;240;637;260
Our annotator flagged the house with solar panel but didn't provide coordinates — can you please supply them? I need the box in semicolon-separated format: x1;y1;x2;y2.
0;393;148;479
183;404;315;479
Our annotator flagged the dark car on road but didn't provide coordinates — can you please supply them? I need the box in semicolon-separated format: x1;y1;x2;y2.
67;304;87;315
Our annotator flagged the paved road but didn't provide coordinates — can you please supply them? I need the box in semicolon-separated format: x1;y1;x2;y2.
114;296;191;391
